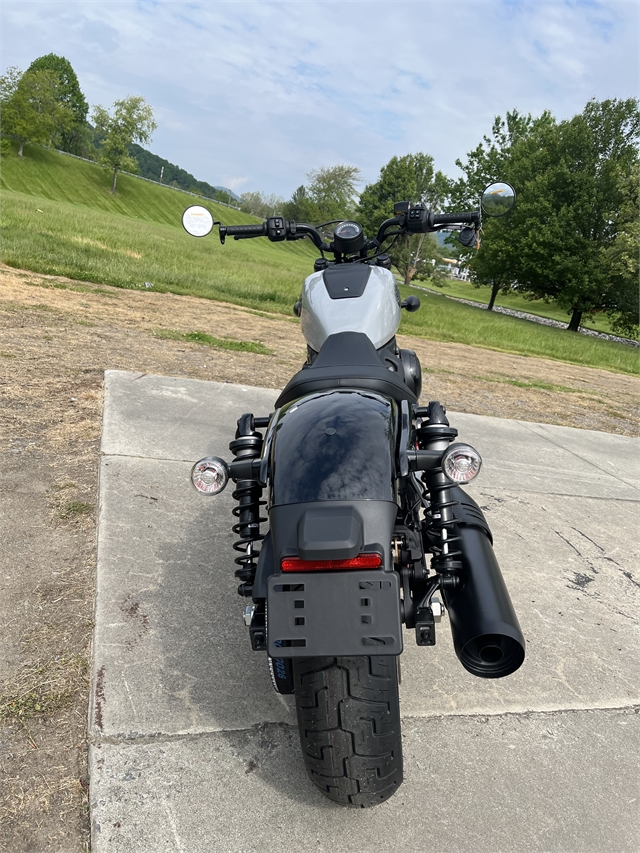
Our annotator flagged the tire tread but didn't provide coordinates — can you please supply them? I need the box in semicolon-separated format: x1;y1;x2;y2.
293;655;402;807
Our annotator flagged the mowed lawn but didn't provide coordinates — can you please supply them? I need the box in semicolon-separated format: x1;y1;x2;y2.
1;143;637;375
419;277;620;336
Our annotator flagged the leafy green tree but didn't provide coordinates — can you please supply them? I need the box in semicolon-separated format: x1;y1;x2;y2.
281;184;320;223
305;164;362;222
451;110;553;309
596;161;639;337
510;99;639;331
26;54;88;154
0;66;73;157
455;100;640;332
358;153;449;284
239;191;285;218
92;96;157;193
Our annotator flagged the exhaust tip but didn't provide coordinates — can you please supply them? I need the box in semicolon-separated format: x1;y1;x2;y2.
459;632;525;679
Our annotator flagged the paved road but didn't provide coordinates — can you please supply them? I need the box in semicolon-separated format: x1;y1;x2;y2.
90;371;639;853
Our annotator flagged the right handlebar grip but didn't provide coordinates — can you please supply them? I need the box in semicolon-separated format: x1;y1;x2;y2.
432;211;479;225
224;223;267;237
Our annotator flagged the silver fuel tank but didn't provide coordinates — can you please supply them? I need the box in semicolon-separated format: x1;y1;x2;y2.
300;264;402;352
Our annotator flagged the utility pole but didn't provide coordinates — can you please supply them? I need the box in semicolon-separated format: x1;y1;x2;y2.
160;166;164;183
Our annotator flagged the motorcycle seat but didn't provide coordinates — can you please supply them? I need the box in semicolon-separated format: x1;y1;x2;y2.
275;332;418;407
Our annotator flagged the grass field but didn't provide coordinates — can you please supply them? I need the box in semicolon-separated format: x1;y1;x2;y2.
420;278;619;336
1;142;637;375
397;284;637;375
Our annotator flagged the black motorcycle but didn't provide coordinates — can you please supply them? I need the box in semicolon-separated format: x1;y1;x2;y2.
182;182;524;807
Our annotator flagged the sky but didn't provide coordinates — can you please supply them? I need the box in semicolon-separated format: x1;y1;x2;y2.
2;0;638;198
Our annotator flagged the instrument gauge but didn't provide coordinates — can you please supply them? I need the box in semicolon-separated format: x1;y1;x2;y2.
333;221;366;254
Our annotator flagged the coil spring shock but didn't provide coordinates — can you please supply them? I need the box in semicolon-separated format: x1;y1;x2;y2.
230;414;266;597
423;477;462;573
417;401;462;576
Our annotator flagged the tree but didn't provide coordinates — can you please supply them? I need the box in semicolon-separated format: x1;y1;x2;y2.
0;66;73;157
454;100;640;331
92;96;157;193
239;191;285;218
595;160;639;337
451;110;553;309
358;153;449;284
26;54;88;154
281;184;320;223
508;99;639;331
305;164;362;222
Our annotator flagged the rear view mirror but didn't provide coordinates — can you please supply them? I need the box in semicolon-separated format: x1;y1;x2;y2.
481;182;516;217
182;205;214;237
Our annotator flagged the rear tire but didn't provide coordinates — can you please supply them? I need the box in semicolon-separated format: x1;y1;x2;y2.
292;655;403;807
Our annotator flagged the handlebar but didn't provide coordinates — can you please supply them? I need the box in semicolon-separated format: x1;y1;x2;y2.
220;223;267;240
216;207;481;254
432;211;480;226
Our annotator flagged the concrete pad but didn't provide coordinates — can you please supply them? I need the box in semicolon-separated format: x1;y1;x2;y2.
450;411;639;500
101;370;276;461
90;708;639;853
93;455;294;737
91;371;640;852
93;457;639;737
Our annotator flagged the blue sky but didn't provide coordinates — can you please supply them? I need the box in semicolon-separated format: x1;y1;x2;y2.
2;0;638;197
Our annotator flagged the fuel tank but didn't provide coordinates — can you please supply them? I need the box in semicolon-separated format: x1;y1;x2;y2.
300;265;402;352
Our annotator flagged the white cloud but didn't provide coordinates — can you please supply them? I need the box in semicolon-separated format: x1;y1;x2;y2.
1;0;637;196
226;177;249;192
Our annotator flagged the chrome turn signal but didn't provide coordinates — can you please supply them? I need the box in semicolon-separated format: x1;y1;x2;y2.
191;457;229;495
442;443;482;484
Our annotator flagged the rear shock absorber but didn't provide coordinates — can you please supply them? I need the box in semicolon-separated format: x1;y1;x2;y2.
417;401;462;576
229;413;266;598
413;401;462;646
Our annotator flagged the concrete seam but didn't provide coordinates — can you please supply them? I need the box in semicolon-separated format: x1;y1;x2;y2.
517;420;640;491
90;703;640;748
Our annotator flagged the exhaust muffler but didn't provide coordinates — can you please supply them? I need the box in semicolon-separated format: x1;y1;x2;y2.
442;489;525;678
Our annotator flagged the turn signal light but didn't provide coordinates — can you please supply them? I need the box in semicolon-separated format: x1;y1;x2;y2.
281;554;382;572
191;456;229;495
442;443;482;483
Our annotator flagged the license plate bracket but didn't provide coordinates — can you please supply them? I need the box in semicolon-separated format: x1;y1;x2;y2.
267;570;402;657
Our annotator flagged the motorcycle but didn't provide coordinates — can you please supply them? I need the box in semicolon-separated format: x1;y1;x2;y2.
181;182;524;807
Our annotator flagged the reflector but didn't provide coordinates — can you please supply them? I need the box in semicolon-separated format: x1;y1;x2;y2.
442;443;482;483
191;457;229;495
281;554;382;572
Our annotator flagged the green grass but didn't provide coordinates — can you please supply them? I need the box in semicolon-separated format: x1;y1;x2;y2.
154;328;274;355
1;188;315;311
58;501;93;519
398;286;638;375
476;376;588;394
418;277;622;336
1;143;315;312
1;142;638;376
2;141;252;227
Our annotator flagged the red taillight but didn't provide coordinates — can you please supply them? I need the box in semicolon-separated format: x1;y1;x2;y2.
281;554;382;572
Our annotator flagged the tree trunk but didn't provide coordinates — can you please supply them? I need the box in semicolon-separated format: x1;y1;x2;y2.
567;309;583;332
18;139;25;157
111;167;118;194
487;281;500;311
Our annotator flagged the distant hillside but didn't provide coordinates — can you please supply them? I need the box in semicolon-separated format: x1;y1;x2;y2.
129;143;240;203
0;141;254;228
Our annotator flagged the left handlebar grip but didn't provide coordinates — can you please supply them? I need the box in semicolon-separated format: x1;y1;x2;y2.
224;223;268;237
